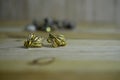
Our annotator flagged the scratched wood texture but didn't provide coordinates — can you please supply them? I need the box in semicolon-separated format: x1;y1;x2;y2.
0;24;120;80
0;38;120;80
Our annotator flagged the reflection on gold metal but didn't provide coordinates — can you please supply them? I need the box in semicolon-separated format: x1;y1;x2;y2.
47;33;66;47
24;33;43;48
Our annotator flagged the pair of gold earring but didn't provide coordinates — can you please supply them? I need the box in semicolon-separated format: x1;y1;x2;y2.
24;33;66;48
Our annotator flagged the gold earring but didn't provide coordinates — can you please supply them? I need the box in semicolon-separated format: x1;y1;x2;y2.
47;33;66;48
24;33;44;48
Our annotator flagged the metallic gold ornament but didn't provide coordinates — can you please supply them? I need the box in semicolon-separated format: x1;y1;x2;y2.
24;33;43;48
47;33;66;47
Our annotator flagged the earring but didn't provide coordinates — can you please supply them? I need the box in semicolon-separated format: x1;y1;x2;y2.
24;33;44;48
47;33;66;48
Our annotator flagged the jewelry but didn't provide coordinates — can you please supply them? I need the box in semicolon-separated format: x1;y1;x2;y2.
24;33;43;48
47;33;66;47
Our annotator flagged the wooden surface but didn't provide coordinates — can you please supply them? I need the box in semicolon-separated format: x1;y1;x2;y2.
0;39;120;80
0;25;120;80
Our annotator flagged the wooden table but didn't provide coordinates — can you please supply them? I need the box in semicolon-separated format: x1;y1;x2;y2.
0;38;120;80
0;24;120;80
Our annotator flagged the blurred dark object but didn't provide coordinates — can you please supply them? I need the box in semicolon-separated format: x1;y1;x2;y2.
25;17;75;32
62;20;75;29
